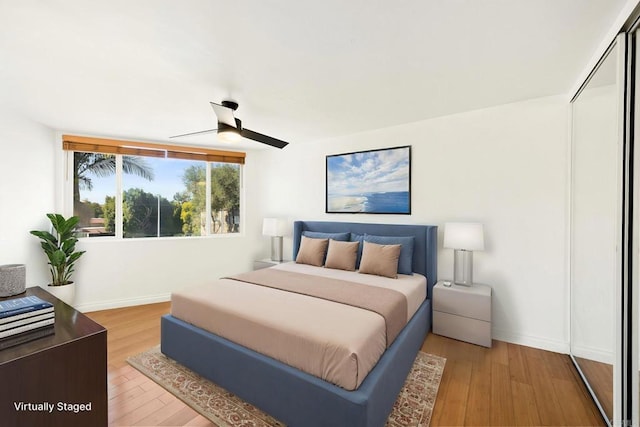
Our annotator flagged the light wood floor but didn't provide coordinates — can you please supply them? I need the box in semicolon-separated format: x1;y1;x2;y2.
574;357;613;422
422;334;605;426
87;302;606;427
88;302;214;426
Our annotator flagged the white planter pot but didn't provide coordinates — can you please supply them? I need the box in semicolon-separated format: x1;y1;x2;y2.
47;283;76;306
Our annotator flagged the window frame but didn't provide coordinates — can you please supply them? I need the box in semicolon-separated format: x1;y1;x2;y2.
63;135;245;240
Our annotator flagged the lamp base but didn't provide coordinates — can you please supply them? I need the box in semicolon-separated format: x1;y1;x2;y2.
453;249;473;286
270;236;283;262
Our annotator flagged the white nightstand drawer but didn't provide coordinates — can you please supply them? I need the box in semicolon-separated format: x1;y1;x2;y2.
433;283;491;322
433;310;492;347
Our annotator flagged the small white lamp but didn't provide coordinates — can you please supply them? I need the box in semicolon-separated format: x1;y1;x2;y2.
444;222;484;286
262;218;286;262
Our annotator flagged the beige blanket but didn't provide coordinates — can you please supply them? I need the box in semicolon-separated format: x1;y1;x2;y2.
227;268;408;346
171;264;425;389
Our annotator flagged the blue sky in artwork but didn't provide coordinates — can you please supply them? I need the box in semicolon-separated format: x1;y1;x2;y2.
327;147;410;196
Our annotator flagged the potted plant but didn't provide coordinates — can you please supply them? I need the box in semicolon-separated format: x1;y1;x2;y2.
30;214;85;304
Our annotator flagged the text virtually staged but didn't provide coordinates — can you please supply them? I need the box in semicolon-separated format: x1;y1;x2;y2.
13;401;93;414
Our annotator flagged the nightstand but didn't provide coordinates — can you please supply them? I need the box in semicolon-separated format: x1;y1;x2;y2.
253;259;289;270
432;281;492;347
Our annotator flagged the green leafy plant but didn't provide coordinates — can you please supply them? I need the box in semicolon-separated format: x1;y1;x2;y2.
30;214;86;286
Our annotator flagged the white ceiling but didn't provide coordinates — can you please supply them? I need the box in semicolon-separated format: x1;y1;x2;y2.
0;0;630;150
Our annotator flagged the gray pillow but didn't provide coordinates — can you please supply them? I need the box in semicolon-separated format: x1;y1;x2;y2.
350;233;364;268
302;231;350;241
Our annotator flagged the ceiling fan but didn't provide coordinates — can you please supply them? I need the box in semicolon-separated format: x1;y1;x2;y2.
170;100;289;149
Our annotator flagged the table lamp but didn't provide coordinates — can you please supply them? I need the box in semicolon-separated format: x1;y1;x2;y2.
262;218;285;262
443;222;484;286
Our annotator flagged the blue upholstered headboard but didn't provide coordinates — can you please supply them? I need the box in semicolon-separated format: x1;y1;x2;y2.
292;221;438;299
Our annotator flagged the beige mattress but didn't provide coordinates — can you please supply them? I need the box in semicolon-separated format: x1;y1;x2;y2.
170;262;427;390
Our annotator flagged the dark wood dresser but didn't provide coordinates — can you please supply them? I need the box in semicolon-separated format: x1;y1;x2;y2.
0;287;107;427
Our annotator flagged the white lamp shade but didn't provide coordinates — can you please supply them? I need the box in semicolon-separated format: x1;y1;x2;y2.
262;218;286;236
443;222;484;251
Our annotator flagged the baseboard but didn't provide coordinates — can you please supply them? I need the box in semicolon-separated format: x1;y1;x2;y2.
570;344;614;365
492;328;570;354
76;293;171;313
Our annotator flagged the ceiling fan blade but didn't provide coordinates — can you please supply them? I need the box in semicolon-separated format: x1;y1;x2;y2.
169;128;217;138
210;102;237;127
241;128;289;149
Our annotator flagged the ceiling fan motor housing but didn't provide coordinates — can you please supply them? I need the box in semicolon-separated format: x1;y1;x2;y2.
217;121;239;133
221;100;239;111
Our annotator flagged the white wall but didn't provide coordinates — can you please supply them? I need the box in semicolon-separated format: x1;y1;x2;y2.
0;109;57;288
252;95;570;353
72;232;261;311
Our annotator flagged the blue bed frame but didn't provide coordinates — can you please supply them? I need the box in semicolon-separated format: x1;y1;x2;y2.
161;221;438;427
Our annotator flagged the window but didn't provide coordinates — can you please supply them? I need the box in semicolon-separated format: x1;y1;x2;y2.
73;152;117;236
64;135;244;238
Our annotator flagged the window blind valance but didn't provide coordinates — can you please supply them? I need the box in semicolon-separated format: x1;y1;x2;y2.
62;134;246;165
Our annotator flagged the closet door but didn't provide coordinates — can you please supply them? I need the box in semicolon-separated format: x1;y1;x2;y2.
632;28;640;427
570;34;628;426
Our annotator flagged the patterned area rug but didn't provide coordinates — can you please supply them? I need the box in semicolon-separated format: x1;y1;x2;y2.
128;347;445;427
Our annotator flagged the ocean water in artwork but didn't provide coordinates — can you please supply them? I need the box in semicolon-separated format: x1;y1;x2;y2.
328;191;409;213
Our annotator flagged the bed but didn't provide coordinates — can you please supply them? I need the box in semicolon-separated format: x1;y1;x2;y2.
161;221;438;427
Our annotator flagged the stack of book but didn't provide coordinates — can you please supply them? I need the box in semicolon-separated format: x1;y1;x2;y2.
0;295;55;350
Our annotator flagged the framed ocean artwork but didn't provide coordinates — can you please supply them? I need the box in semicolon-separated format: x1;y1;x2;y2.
326;145;411;214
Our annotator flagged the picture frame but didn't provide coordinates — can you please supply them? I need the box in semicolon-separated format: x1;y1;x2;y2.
326;145;411;214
